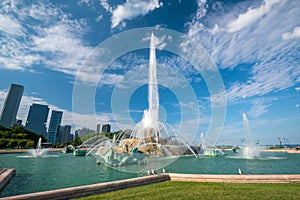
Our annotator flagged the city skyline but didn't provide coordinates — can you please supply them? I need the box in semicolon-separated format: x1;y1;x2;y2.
0;1;299;145
0;83;111;141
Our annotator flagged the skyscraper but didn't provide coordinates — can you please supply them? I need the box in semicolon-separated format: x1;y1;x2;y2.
102;124;111;133
0;84;24;127
60;125;72;143
47;110;63;143
25;103;49;137
96;124;101;134
56;125;64;144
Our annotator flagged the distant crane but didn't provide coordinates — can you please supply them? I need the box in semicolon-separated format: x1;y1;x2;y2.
278;138;282;148
286;138;290;149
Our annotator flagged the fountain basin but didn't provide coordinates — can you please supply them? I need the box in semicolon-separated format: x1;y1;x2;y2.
99;147;148;166
73;149;87;156
204;149;219;157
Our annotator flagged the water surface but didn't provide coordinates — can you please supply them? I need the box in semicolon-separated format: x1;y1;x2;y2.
1;151;300;197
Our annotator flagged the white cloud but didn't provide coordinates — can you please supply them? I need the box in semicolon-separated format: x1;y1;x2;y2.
0;1;94;84
0;36;42;70
111;0;162;28
100;73;124;85
100;0;113;12
226;0;280;33
248;98;272;118
295;87;300;91
32;22;92;77
0;13;24;36
141;34;171;50
225;61;298;103
96;14;103;22
186;0;300;103
26;3;60;22
281;27;300;40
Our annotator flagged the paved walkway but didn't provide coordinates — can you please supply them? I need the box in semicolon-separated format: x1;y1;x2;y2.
168;173;300;183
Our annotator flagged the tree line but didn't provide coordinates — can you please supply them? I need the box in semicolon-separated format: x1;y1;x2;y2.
0;126;46;149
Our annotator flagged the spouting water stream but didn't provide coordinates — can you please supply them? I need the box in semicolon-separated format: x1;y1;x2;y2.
141;33;159;132
242;113;252;147
240;113;261;158
137;33;161;145
36;138;42;151
28;138;48;157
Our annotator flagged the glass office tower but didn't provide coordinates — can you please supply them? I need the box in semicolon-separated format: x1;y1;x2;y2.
25;103;49;136
47;110;63;143
0;84;24;127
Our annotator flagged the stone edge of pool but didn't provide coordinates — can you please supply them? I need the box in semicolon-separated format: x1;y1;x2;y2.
2;173;300;200
0;169;16;192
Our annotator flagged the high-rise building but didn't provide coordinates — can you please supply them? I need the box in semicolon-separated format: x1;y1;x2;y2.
102;123;111;133
59;125;72;144
63;125;72;143
0;84;24;127
68;133;74;143
96;124;101;134
56;125;64;144
47;110;63;144
25;103;49;137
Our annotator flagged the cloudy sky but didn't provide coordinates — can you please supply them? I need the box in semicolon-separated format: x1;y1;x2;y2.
0;0;299;145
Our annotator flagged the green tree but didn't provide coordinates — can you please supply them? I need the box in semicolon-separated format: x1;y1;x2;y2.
0;125;47;148
72;136;82;147
1;131;11;138
0;138;9;148
16;133;26;139
25;140;35;148
8;139;18;148
18;139;28;148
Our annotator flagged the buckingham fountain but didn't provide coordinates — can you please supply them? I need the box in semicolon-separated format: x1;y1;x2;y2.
85;33;196;172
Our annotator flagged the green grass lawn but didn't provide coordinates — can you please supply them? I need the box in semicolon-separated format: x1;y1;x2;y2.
76;181;300;200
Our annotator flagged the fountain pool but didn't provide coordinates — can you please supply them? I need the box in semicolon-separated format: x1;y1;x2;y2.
1;151;300;198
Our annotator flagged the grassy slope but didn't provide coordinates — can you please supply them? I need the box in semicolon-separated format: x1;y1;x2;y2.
76;181;300;200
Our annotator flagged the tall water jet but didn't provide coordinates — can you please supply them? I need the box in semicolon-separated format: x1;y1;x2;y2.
148;33;159;121
138;33;159;140
36;137;42;151
239;113;261;158
242;113;252;147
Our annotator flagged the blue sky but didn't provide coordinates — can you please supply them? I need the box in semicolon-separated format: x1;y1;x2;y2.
0;0;299;145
